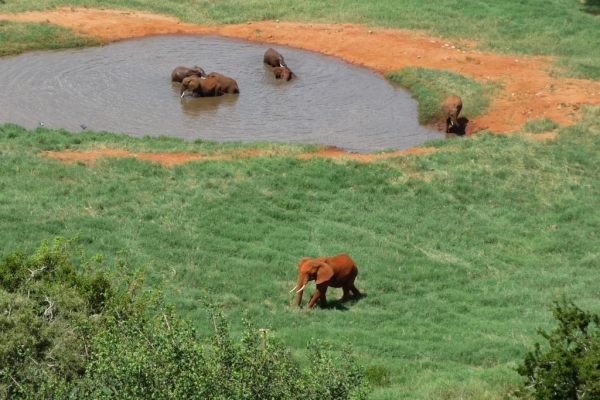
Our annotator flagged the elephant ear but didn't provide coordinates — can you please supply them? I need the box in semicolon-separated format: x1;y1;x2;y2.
298;257;311;270
315;262;334;285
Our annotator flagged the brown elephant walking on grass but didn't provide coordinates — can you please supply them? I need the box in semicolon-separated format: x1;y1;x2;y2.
180;76;221;98
171;66;206;82
291;254;361;309
264;48;288;68
207;72;240;94
442;94;463;133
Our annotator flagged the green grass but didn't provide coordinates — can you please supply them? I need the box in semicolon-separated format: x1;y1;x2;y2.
521;118;560;134
1;0;600;79
1;105;599;398
387;67;498;124
0;124;321;155
0;20;100;56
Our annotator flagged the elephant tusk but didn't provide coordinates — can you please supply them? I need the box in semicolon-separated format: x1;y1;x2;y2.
180;92;185;98
296;284;306;293
289;285;298;293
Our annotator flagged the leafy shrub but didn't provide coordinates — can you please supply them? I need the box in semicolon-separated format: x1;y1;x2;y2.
51;308;369;399
515;299;600;399
0;236;116;397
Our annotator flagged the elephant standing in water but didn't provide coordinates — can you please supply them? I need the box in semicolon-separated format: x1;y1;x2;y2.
264;48;288;68
207;72;240;94
273;66;296;81
180;76;221;98
171;66;206;82
442;95;463;133
291;254;361;309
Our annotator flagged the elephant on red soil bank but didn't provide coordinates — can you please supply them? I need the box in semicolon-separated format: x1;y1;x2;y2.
207;72;240;94
171;66;206;82
291;254;361;309
442;94;463;133
180;76;221;98
264;47;288;68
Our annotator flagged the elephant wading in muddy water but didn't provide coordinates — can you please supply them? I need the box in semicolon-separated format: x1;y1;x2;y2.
171;66;206;82
273;66;296;81
291;254;361;309
207;72;240;94
180;76;221;98
264;47;288;68
442;94;463;133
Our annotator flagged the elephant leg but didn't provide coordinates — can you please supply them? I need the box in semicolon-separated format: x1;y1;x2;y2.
342;283;361;302
319;292;328;309
309;286;329;309
350;284;361;298
341;287;351;302
307;288;322;309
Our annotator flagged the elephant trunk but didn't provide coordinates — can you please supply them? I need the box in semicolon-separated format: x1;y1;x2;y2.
450;113;459;127
295;274;308;306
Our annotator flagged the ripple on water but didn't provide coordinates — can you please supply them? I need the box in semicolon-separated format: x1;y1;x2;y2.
0;35;441;153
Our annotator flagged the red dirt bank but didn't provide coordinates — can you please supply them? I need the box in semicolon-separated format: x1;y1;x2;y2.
2;7;599;164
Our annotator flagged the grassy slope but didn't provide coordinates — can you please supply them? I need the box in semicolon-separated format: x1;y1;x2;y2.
387;67;499;124
0;20;99;56
1;105;599;398
1;0;599;79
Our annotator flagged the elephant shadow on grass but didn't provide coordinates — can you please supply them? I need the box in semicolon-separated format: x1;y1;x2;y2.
303;291;367;311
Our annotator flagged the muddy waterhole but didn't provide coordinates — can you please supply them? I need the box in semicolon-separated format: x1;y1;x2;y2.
0;35;441;153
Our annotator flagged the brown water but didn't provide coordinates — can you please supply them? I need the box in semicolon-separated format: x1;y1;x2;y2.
0;35;441;153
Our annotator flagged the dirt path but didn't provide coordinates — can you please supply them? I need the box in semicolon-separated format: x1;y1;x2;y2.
3;7;599;164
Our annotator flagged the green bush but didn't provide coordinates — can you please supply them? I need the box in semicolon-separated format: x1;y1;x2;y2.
52;308;369;399
0;236;116;397
515;299;600;399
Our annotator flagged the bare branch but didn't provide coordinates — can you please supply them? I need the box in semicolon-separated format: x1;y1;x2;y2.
163;313;171;332
9;373;24;392
44;296;55;322
27;265;47;280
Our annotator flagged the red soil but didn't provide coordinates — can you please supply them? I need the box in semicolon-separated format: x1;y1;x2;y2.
2;7;598;164
42;147;435;166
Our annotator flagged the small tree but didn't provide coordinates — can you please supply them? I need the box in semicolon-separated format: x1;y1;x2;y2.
515;299;600;399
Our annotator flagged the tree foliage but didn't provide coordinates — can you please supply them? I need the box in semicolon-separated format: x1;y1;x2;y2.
0;237;369;399
515;299;600;399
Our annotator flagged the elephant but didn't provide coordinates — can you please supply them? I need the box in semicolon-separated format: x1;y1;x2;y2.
442;95;463;133
171;66;206;82
180;76;222;98
273;66;296;81
291;254;361;309
207;72;240;94
264;48;288;68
